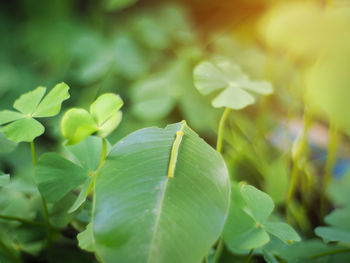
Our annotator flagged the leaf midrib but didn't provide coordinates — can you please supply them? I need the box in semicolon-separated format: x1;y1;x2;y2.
146;176;170;263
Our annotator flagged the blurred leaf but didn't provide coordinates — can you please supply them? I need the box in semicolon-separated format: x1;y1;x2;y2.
193;58;273;110
104;0;139;12
264;222;301;243
132;13;170;49
328;172;350;206
0;131;17;153
77;223;95;252
315;208;350;244
262;249;279;263
113;34;148;79
130;61;184;121
92;121;230;262
264;158;289;204
315;227;350;244
224;183;300;252
241;185;274;223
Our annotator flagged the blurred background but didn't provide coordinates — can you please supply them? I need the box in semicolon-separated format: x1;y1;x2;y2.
1;0;350;261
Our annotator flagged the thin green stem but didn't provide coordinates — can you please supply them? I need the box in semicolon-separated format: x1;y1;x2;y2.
311;248;350;258
30;141;52;260
203;255;209;263
213;238;224;263
85;138;107;255
212;108;231;263
98;138;107;171
286;111;311;219
246;249;254;263
30;141;37;166
0;214;45;227
217;107;231;153
321;122;338;217
87;138;107;195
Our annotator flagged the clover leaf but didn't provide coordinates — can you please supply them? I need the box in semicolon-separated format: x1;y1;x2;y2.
315;207;350;244
193;58;273;110
223;183;300;251
35;136;109;212
0;83;70;142
61;93;123;145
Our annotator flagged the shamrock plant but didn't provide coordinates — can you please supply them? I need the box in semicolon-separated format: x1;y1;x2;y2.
315;207;350;244
193;58;273;153
223;183;300;252
0;83;70;142
193;58;273;110
61;93;123;145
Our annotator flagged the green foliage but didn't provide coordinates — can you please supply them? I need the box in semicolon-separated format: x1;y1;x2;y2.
0;172;9;187
35;136;106;210
193;58;273;109
0;83;70;142
61;93;123;144
92;121;230;262
315;207;350;244
2;1;350;262
223;183;300;251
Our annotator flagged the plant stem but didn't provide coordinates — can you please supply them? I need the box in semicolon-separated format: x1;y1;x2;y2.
320;122;338;217
212;108;231;263
286;111;311;218
87;138;107;195
311;248;350;258
0;214;45;227
86;138;107;252
246;249;254;263
203;255;209;263
30;141;52;253
98;138;107;170
217;107;231;153
213;238;224;263
30;141;37;166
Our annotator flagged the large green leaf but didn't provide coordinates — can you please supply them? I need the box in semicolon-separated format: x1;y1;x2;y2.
92;121;230;263
193;58;273;110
